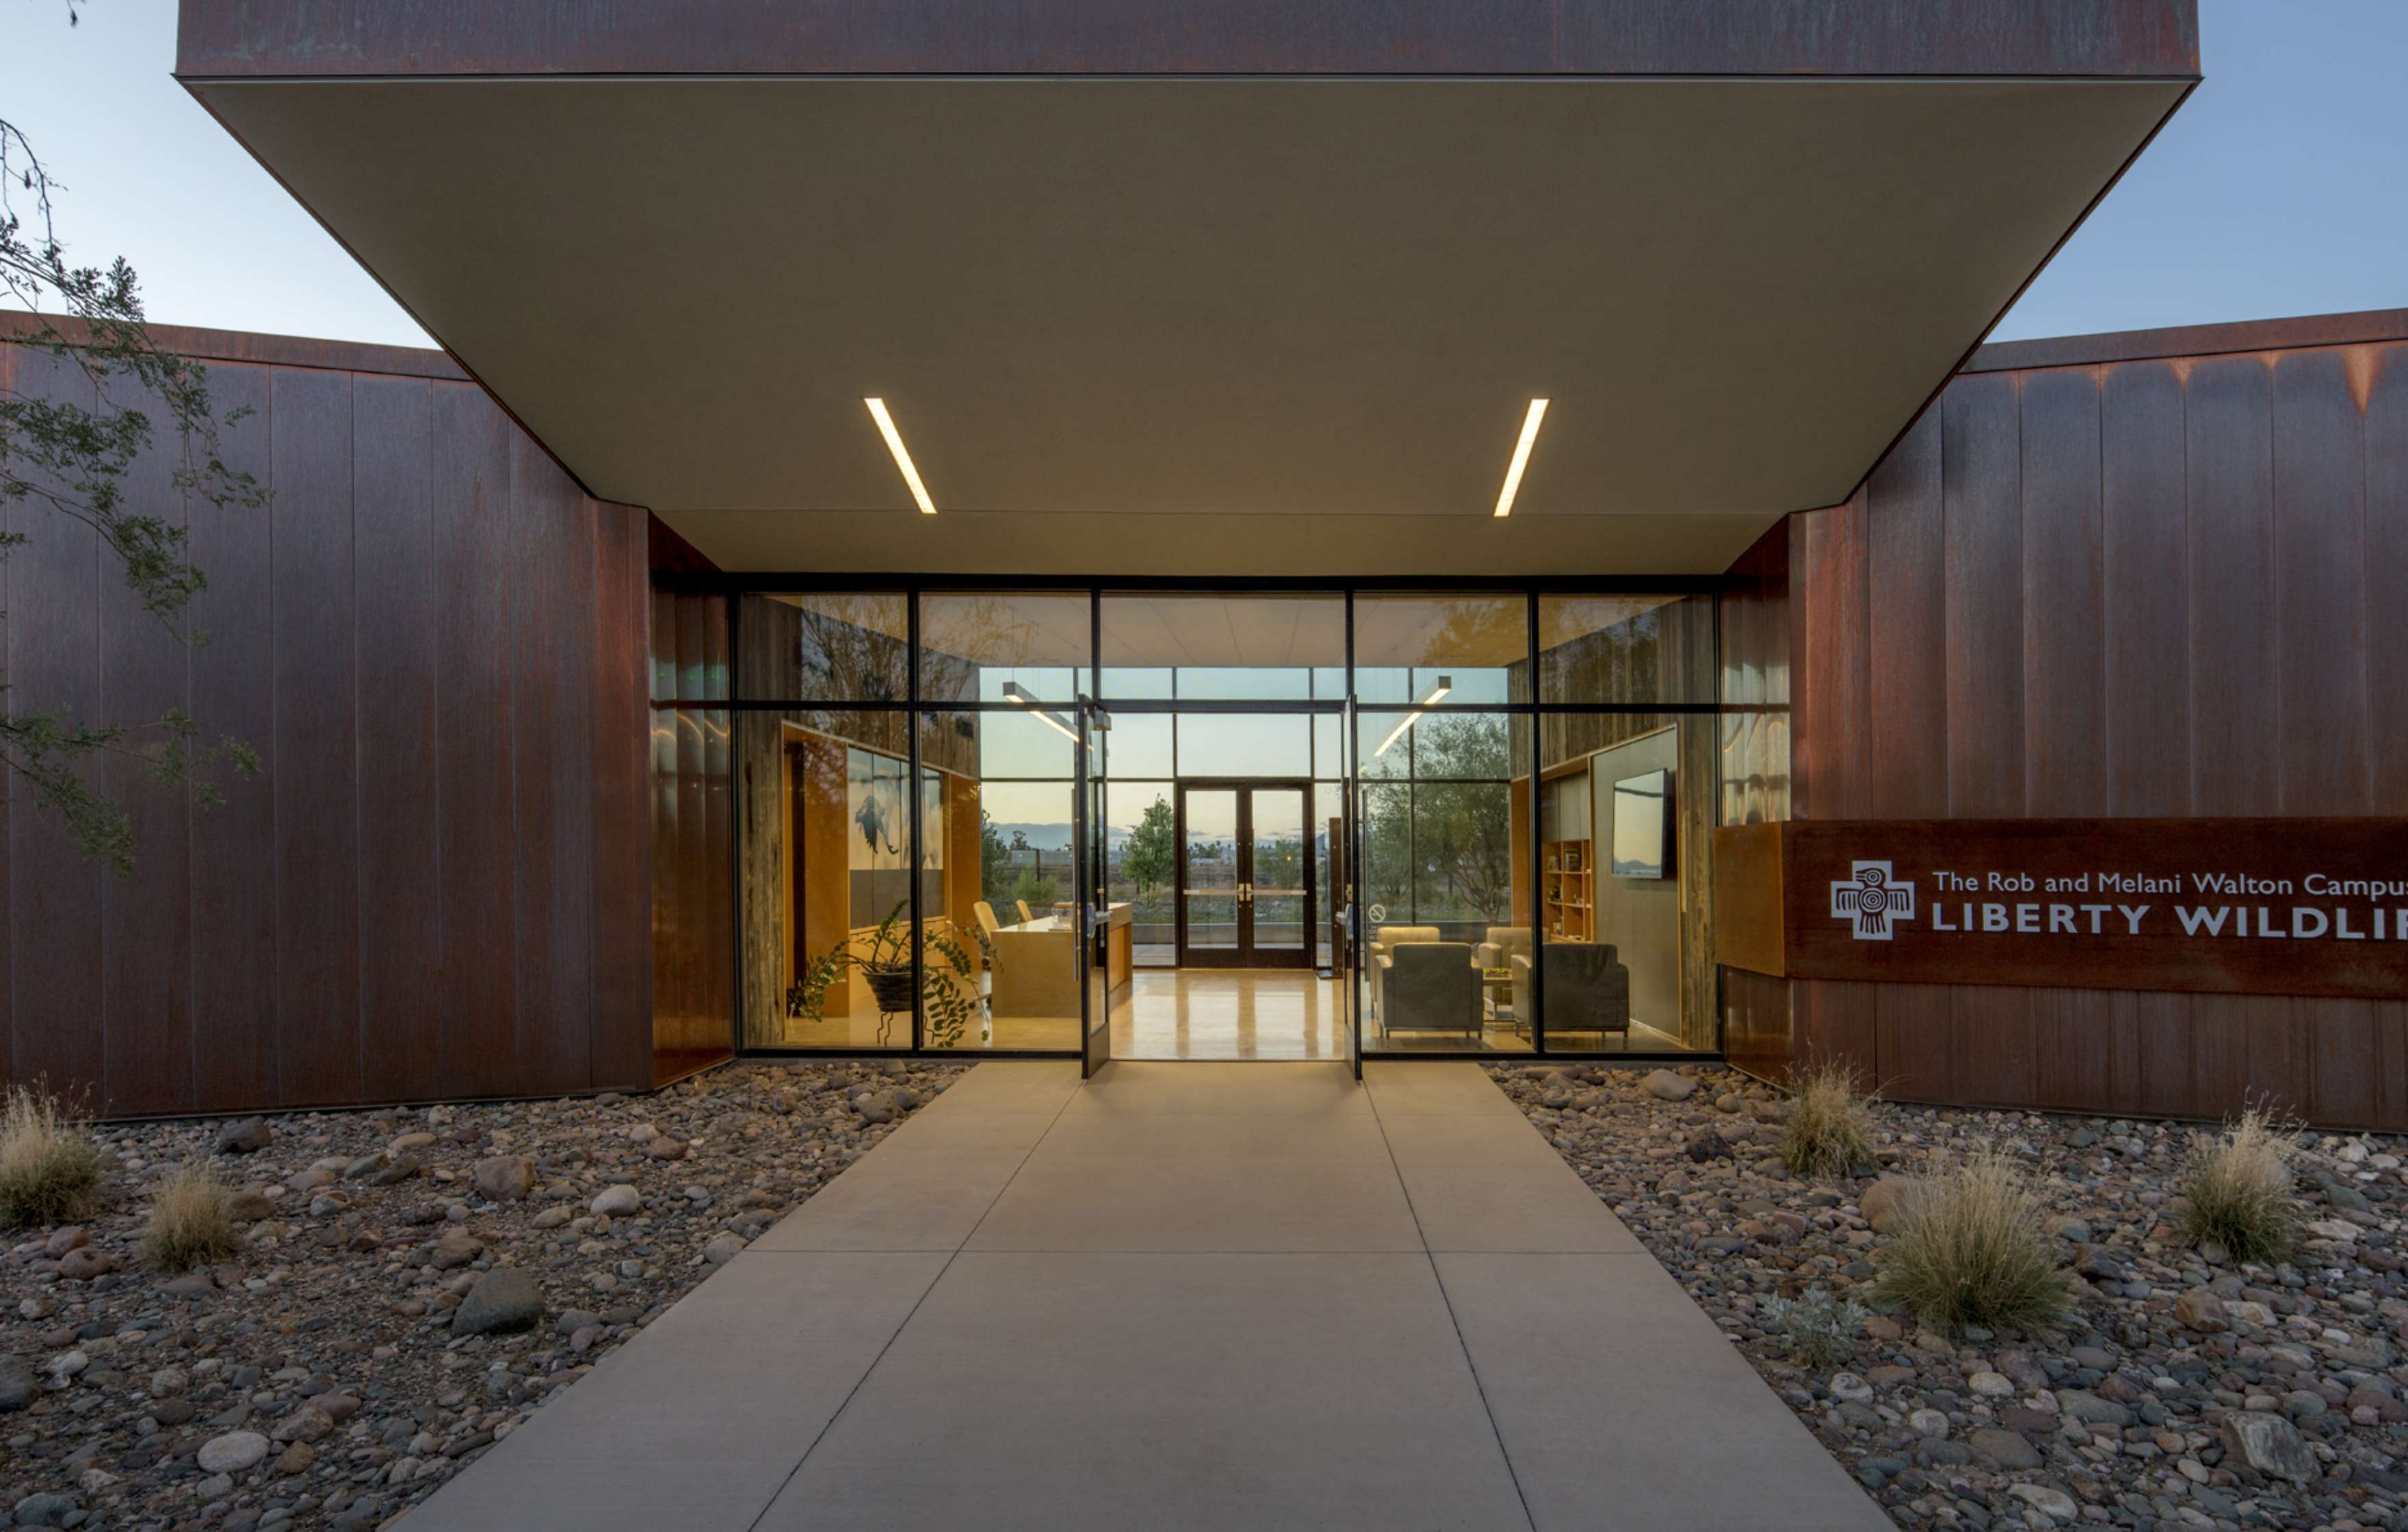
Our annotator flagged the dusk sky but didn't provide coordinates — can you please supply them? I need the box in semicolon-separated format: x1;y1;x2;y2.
3;1;2399;347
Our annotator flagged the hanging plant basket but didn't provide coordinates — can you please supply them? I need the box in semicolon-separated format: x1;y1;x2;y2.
865;968;918;1014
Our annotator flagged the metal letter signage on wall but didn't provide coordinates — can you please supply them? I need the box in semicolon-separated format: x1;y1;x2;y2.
1712;819;2408;1001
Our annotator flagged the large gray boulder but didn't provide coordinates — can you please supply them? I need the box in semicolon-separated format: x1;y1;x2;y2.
452;1267;545;1338
213;1116;271;1154
2221;1410;2315;1483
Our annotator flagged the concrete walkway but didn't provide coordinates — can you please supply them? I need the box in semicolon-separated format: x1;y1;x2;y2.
402;1062;1889;1531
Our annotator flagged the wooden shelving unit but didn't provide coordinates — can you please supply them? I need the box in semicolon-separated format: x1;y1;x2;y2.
1543;838;1593;942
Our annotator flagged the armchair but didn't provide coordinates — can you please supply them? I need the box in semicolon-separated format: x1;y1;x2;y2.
1472;925;1532;973
1378;941;1482;1038
1368;925;1442;1018
1508;943;1631;1037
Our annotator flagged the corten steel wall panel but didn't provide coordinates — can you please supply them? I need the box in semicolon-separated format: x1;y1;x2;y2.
429;382;519;1098
590;505;657;1091
270;366;363;1108
96;367;198;1116
2270;350;2369;815
0;342;11;1092
174;1;2201;79
2019;367;2105;816
2098;360;2193;1119
1864;410;1948;819
2367;352;2408;1135
2180;356;2274;1123
1790;490;1868;824
353;374;442;1102
2099;362;2190;819
1772;337;2408;1130
2270;352;2374;1127
0;330;655;1117
7;346;106;1096
2016;367;2112;1113
185;362;280;1111
2372;349;2408;818
510;432;599;1096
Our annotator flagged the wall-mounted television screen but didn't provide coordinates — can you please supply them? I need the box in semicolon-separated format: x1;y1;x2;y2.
1611;768;1673;879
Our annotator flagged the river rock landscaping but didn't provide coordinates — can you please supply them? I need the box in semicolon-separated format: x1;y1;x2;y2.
1;1059;961;1530
1493;1061;2408;1532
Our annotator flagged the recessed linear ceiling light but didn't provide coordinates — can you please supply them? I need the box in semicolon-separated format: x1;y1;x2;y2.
1492;398;1550;518
1373;676;1453;756
863;397;937;515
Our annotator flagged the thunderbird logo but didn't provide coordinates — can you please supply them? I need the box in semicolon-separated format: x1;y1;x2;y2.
1831;861;1915;940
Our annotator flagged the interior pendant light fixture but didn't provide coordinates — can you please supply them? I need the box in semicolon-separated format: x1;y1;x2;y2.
1002;681;1082;743
863;397;937;514
1372;676;1452;756
1492;398;1549;518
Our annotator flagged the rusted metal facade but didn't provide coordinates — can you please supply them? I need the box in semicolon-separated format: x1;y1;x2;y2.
0;317;671;1117
1718;310;2408;1131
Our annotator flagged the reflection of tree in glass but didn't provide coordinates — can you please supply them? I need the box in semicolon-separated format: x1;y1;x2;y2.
1360;712;1511;925
787;594;910;702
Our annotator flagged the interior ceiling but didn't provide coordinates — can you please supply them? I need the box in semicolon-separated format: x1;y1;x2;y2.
192;75;2182;577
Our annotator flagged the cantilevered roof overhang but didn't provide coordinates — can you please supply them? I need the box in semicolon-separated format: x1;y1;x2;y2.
177;1;2197;577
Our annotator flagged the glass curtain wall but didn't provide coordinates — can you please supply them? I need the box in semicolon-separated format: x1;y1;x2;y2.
1532;594;1719;1053
722;584;1719;1059
1353;594;1528;1055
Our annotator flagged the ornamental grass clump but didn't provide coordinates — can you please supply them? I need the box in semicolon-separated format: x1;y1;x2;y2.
1872;1150;2070;1336
0;1083;104;1228
144;1161;241;1271
2177;1105;2303;1265
1781;1059;1880;1178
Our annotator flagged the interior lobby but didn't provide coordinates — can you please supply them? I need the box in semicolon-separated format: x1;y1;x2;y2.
705;585;1723;1066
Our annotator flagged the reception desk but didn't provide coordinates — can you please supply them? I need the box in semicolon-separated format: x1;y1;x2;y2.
991;902;1134;1019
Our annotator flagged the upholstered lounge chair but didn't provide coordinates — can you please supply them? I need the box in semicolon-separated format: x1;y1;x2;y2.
1508;943;1630;1036
1367;924;1442;1018
1378;941;1482;1038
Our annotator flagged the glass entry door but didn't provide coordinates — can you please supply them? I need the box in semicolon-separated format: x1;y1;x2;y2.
1175;780;1316;969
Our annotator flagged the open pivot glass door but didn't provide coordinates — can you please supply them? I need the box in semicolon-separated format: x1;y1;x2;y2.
1342;693;1361;1079
1079;697;1112;1079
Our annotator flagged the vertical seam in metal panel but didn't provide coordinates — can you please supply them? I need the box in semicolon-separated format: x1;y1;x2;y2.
265;370;283;1108
350;373;365;1102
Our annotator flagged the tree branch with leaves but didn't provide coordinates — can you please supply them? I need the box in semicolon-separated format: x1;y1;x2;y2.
2;77;266;874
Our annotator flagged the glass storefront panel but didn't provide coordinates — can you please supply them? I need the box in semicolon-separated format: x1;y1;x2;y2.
1536;594;1716;706
1173;711;1312;778
1099;592;1343;701
1105;780;1178;965
923;711;1082;1051
919;590;1093;704
737;709;917;1050
1536;712;1716;1054
735;591;909;702
1357;702;1530;1056
1351;592;1527;708
720;581;1719;1062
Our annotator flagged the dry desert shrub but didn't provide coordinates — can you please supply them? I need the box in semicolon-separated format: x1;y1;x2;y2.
2177;1105;2303;1265
1781;1059;1880;1178
1873;1150;2071;1335
144;1160;241;1271
0;1083;104;1227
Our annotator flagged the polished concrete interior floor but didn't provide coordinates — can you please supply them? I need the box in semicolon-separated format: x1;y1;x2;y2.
405;1061;1888;1532
771;968;1699;1058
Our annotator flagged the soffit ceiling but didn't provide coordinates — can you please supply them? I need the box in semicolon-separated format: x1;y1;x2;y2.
189;75;2184;575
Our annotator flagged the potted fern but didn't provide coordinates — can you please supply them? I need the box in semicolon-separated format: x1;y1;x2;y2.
786;900;982;1048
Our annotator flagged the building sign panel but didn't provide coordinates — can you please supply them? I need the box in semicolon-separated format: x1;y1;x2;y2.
1712;819;2408;1000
